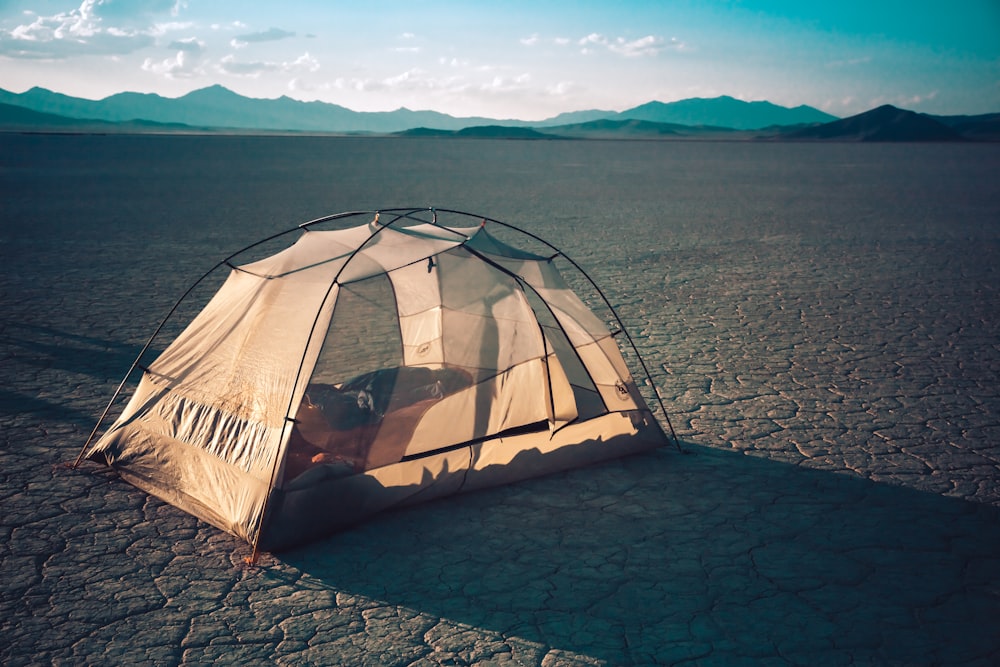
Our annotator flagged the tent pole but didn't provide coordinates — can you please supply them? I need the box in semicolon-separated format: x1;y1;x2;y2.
443;209;682;452
463;245;612;417
72;222;309;469
254;208;442;557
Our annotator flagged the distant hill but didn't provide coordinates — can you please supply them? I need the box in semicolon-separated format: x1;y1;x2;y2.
536;97;836;130
2;86;995;141
615;96;838;130
397;125;560;139
781;105;966;142
398;118;739;140
0;101;91;128
532;108;619;127
1;85;838;134
454;125;558;139
0;100;194;133
395;127;455;138
0;85;517;133
930;112;1000;141
544;118;726;139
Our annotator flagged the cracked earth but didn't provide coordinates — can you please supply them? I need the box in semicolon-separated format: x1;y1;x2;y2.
2;135;998;665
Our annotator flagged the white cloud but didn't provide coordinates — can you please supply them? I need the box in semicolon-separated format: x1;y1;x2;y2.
546;80;580;96
217;51;319;78
0;0;181;59
331;68;467;95
522;31;679;57
290;52;319;72
167;37;202;53
892;90;939;107
230;27;295;48
385;69;421;86
218;54;272;76
311;66;582;118
142;35;203;78
578;33;670;57
480;73;531;93
818;96;856;112
142;48;201;78
287;77;314;93
150;21;194;37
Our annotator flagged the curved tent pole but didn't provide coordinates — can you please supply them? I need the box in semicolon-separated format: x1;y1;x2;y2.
456;242;612;418
332;206;679;450
306;207;680;449
252;207;471;560
437;208;681;451
405;207;679;449
72;212;362;470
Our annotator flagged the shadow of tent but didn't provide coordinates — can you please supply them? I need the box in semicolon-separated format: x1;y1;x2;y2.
0;324;155;427
280;443;1000;665
0;322;150;380
0;388;96;430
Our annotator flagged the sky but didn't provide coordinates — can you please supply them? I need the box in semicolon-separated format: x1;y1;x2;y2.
0;0;998;120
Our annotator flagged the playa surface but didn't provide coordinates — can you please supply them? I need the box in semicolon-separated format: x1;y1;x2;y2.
2;134;999;665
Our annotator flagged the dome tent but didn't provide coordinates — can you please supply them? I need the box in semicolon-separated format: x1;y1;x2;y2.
76;208;676;556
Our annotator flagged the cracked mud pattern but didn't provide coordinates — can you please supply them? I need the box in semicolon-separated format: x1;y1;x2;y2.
2;135;999;665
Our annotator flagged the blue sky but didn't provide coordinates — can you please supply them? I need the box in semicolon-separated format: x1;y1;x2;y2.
1;0;997;119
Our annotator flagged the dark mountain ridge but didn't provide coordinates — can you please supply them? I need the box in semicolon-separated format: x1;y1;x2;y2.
781;105;969;142
930;112;1000;141
0;85;836;134
615;95;836;129
0;100;198;133
2;86;996;141
0;85;514;133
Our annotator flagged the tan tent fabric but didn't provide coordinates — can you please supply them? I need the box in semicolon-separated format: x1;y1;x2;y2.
82;209;672;552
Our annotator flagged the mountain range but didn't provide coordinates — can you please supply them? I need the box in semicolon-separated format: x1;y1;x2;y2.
1;85;997;141
0;85;836;133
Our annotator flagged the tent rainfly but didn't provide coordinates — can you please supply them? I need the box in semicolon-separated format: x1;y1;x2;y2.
75;208;677;556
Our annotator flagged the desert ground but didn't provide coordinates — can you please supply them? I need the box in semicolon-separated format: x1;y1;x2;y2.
2;134;998;665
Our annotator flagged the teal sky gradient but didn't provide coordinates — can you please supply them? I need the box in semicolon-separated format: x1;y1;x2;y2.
1;0;997;119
